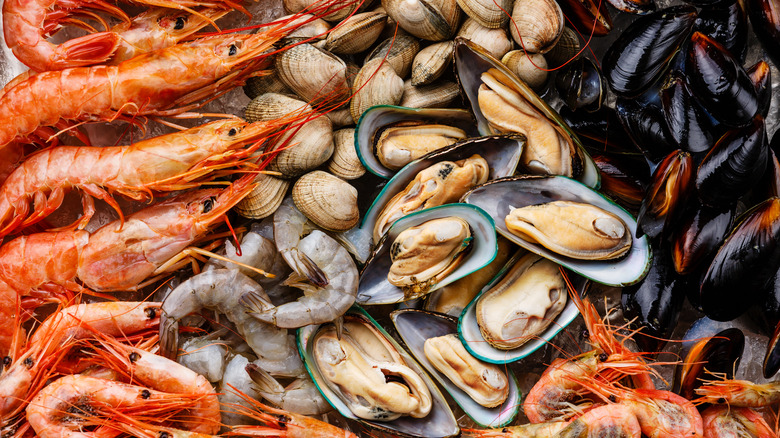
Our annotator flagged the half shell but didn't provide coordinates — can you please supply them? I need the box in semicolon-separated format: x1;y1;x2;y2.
292;171;359;231
351;59;405;122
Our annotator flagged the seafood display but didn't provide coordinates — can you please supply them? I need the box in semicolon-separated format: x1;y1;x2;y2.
3;0;780;437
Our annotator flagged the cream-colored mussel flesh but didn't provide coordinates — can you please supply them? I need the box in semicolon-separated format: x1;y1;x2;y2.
313;320;433;421
376;121;468;170
476;253;567;350
505;201;632;260
423;334;508;407
477;70;581;177
388;217;472;297
373;155;489;242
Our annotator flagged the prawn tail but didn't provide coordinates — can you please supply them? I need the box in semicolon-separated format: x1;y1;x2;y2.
244;363;280;398
48;32;122;71
289;251;329;287
159;313;180;361
239;290;274;321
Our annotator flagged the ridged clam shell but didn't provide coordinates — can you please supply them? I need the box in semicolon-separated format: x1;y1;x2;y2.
235;173;290;219
502;50;548;91
244;92;308;123
275;43;350;106
324;11;388;54
545;27;580;67
292;171;359;231
509;0;564;53
458;18;513;60
401;80;461;108
279;14;331;39
243;56;291;99
326;107;356;128
284;0;360;22
456;0;512;28
411;41;455;86
350;58;405;122
382;0;461;41
365;35;422;78
328;128;366;180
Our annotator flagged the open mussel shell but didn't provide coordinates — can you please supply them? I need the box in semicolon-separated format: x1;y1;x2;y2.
458;252;590;363
454;37;600;189
298;307;459;437
355;105;479;178
357;204;497;304
462;176;651;286
391;309;520;427
673;327;744;399
360;133;524;242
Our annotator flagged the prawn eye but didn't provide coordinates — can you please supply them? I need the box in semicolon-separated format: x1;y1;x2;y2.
159;432;171;438
229;127;238;136
228;44;238;56
608;395;617;403
598;353;607;362
145;307;157;319
129;352;141;363
140;389;151;399
203;197;217;213
23;357;34;368
2;356;10;367
174;16;186;30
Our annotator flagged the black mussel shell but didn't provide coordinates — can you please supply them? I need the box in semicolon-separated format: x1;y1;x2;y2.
637;150;695;240
696;117;769;208
615;94;678;163
660;70;718;154
593;153;649;212
693;0;748;63
748;60;772;118
560;106;640;157
700;197;780;321
745;0;780;67
622;241;687;352
555;57;604;113
686;32;758;128
606;0;656;14
603;5;697;97
672;199;734;275
673;328;744;399
556;0;613;36
766;321;780;378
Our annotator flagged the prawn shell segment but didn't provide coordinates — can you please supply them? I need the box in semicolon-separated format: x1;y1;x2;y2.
357;204;498;305
390;309;520;427
462;175;650;287
298;306;459;438
360;133;524;246
453;37;599;188
355;105;479;178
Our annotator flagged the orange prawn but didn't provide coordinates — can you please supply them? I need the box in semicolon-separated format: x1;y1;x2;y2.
0;176;254;356
701;405;775;438
2;0;245;72
695;376;780;408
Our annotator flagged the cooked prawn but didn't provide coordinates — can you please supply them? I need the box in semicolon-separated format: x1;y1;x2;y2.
556;403;642;438
696;376;780;407
701;405;775;438
463;421;568;437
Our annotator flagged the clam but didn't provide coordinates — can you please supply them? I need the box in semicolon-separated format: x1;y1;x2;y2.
391;309;521;427
278;14;331;39
457;18;512;60
283;0;361;22
411;41;455;86
509;0;564;53
243;60;290;99
235;173;291;219
324;11;388;55
292;171;359;232
351;59;405;122
376;122;468;171
382;0;460;41
454;38;599;188
358;204;497;304
545;27;581;68
328;128;366;180
400;80;461;109
502;50;548;91
462;176;651;286
355;106;478;178
476;253;567;350
275;43;350;107
365;35;421;78
456;0;512;28
298;307;459;437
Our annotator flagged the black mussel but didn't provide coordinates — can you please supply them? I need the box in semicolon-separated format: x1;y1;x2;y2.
693;0;748;63
761;267;780;331
696;117;769;208
700;197;780;321
745;0;780;67
660;70;718;154
606;0;656;14
556;0;612;36
559;106;640;157
615;94;678;163
602;6;697;97
766;319;780;377
622;241;687;352
748;60;772;118
593;153;649;212
555;57;604;113
673;327;744;400
672;199;734;275
637;150;695;240
686;32;758;128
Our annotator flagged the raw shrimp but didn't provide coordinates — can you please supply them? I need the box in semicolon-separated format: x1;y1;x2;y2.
159;268;305;377
242;229;358;328
219;354;262;427
273;197;328;287
701;405;775;438
206;228;283;281
2;0;245;71
464;421;568;437
246;363;331;415
696;377;780;407
0;177;254;355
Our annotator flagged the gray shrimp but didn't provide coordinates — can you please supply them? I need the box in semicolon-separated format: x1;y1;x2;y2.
273;197;328;287
246;363;332;416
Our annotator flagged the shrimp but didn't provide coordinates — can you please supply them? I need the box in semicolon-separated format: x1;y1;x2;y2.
463;421;568;437
695;377;780;407
159;268;305;377
1;301;161;425
273;197;328;287
242;229;358;328
2;0;245;72
0;114;304;237
0;177;255;356
701;405;776;438
556;403;642;438
246;363;331;415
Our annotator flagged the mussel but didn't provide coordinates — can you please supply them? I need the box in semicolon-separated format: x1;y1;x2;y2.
660;70;718;154
673;327;744;399
693;0;748;63
636;150;695;240
555;57;604;112
671;200;735;275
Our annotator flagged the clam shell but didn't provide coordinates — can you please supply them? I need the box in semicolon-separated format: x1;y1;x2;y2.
355;105;479;178
326;107;355;128
324;11;388;54
411;41;455;86
365;35;422;78
244;92;308;123
457;18;513;60
275;43;350;106
462;175;651;286
235;173;290;219
243;60;291;99
284;0;361;22
382;0;460;41
502;50;548;91
328;128;366;180
298;307;459;438
400;80;461;109
454;37;599;188
350;59;405;122
456;0;512;28
292;171;359;232
508;0;564;53
391;309;521;427
545;27;580;68
279;14;331;39
357;204;497;304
